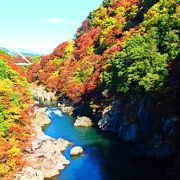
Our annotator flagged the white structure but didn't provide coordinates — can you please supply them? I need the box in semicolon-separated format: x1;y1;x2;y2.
8;48;32;66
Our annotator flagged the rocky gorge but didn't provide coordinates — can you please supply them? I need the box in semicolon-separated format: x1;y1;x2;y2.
14;87;96;180
26;84;180;180
27;91;172;180
9;80;178;180
31;85;180;160
23;0;179;178
73;95;180;160
15;107;71;180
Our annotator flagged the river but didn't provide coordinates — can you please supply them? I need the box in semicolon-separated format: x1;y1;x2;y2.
44;107;171;180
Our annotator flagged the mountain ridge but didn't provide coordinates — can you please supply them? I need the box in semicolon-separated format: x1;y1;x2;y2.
0;47;42;57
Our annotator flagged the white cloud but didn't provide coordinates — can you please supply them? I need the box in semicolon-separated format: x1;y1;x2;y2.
40;18;78;25
42;18;64;24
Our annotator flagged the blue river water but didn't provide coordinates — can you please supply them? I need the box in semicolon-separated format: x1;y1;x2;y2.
44;107;171;180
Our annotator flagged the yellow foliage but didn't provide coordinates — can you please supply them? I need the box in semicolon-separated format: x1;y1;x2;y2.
0;163;11;176
8;147;20;157
0;79;13;94
87;46;94;55
64;40;75;59
115;6;126;17
92;5;114;28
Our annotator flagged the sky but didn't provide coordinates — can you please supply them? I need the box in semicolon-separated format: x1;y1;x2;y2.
0;0;102;54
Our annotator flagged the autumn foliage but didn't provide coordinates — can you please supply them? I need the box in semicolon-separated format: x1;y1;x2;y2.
27;0;179;103
27;0;142;101
0;0;179;178
0;54;33;178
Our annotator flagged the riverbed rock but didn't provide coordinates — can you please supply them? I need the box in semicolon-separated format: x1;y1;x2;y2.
70;146;84;156
16;135;71;180
34;108;51;127
15;108;71;180
30;85;57;105
16;166;44;180
58;103;74;116
74;116;93;127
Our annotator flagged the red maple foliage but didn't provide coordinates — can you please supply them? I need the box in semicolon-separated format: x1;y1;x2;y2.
52;41;69;59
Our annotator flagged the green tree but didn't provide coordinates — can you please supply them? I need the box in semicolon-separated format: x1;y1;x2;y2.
104;33;168;93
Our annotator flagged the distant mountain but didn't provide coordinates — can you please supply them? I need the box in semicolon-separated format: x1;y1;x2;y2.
0;47;9;53
0;47;42;57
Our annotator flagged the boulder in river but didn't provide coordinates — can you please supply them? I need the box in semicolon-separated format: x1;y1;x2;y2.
70;146;84;156
74;116;93;127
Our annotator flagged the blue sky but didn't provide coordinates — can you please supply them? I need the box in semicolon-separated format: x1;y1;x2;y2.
0;0;102;53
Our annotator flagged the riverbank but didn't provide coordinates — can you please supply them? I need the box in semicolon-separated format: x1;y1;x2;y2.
32;87;178;160
29;85;179;179
15;107;71;180
43;107;171;180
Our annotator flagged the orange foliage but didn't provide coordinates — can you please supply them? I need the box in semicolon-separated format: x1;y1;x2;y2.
27;0;141;102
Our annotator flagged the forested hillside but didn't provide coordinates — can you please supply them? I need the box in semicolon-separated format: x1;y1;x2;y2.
0;52;33;178
28;0;179;102
0;0;179;179
27;0;180;166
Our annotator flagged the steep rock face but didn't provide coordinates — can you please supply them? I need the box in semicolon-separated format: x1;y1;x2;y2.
98;101;121;133
92;95;179;159
118;122;138;142
58;93;177;159
97;98;142;142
